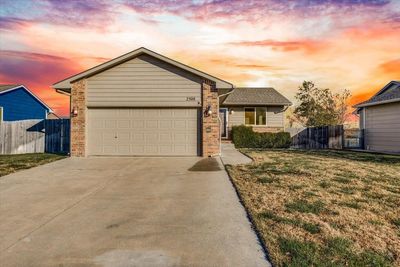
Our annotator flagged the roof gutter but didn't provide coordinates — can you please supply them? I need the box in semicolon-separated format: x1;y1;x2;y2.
55;89;71;96
354;98;400;108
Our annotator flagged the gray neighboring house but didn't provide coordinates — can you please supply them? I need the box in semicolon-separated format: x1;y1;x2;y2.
219;87;291;139
354;80;400;154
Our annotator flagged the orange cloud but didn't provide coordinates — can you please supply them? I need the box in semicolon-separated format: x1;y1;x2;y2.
350;58;400;106
350;91;376;106
379;58;400;76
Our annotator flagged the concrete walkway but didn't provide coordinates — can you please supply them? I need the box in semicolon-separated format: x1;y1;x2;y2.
221;143;253;165
0;157;269;267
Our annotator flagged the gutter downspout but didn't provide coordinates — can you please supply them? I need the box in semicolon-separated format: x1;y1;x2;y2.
212;87;236;157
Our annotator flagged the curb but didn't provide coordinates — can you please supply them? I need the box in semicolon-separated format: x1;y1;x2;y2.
221;159;275;267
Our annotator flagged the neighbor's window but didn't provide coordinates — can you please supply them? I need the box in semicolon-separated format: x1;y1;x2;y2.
245;107;267;125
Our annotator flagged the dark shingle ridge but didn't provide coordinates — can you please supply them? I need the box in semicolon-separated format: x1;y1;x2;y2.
0;84;21;92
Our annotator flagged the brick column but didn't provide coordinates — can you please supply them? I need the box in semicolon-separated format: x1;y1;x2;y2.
70;79;86;157
202;80;220;157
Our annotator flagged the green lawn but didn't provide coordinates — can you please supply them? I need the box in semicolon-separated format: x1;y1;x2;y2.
0;153;66;177
226;149;400;267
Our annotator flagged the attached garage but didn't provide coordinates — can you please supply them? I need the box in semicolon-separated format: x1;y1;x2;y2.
84;53;203;156
53;47;232;157
87;108;199;156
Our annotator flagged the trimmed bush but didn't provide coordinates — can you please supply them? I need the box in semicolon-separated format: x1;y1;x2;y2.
231;125;291;148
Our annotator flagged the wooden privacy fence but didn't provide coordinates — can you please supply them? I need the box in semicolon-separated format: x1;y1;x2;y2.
44;119;70;154
0;119;70;154
291;125;344;149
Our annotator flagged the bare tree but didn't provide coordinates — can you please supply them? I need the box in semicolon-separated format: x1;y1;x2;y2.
289;81;351;127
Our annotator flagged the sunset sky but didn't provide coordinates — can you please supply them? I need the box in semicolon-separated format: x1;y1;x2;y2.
0;0;399;117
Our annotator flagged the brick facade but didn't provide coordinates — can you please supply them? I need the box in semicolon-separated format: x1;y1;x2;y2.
252;127;284;133
70;79;86;157
69;78;221;157
202;80;220;157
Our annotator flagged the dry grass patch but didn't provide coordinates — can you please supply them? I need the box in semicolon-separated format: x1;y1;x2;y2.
227;149;400;266
0;153;66;177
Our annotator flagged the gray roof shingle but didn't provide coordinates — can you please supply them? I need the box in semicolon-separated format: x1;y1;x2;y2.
0;84;21;93
221;87;291;106
366;82;400;103
355;81;400;108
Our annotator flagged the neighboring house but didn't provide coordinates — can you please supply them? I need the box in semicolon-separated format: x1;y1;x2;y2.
219;87;291;139
0;84;52;122
47;112;61;119
53;47;291;157
354;81;400;154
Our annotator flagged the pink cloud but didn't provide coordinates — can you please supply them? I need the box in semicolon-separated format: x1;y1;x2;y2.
0;50;83;116
0;0;119;30
230;39;325;54
124;0;398;27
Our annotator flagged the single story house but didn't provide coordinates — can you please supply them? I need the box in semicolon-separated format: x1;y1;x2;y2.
0;84;53;122
219;87;291;139
53;47;291;157
354;81;400;154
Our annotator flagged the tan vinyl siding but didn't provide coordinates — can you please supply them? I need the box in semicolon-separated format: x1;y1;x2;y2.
227;107;245;128
365;102;400;153
87;56;201;107
267;106;284;127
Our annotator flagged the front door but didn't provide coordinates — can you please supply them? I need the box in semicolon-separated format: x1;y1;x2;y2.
219;108;228;139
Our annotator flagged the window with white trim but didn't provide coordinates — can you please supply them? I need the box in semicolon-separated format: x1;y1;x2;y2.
244;107;267;125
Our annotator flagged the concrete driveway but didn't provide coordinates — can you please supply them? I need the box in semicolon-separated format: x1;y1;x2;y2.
0;157;269;267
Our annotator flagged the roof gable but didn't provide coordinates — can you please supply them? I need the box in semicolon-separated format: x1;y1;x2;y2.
53;47;233;91
0;84;53;112
354;81;400;108
221;87;292;106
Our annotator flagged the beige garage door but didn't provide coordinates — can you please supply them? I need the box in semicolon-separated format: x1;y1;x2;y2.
88;108;199;156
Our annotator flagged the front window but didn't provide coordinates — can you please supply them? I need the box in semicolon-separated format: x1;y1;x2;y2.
245;108;255;125
245;107;267;125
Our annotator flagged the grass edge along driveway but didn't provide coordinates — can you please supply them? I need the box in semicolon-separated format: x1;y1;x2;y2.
226;149;400;267
0;153;66;177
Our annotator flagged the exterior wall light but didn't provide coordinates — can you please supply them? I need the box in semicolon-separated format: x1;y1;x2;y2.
205;105;212;117
230;110;235;115
72;106;78;117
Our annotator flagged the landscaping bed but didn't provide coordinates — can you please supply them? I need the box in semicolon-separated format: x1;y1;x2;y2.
0;153;66;177
226;149;400;267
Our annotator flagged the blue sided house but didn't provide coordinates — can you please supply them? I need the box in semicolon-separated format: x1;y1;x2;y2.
0;84;53;122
